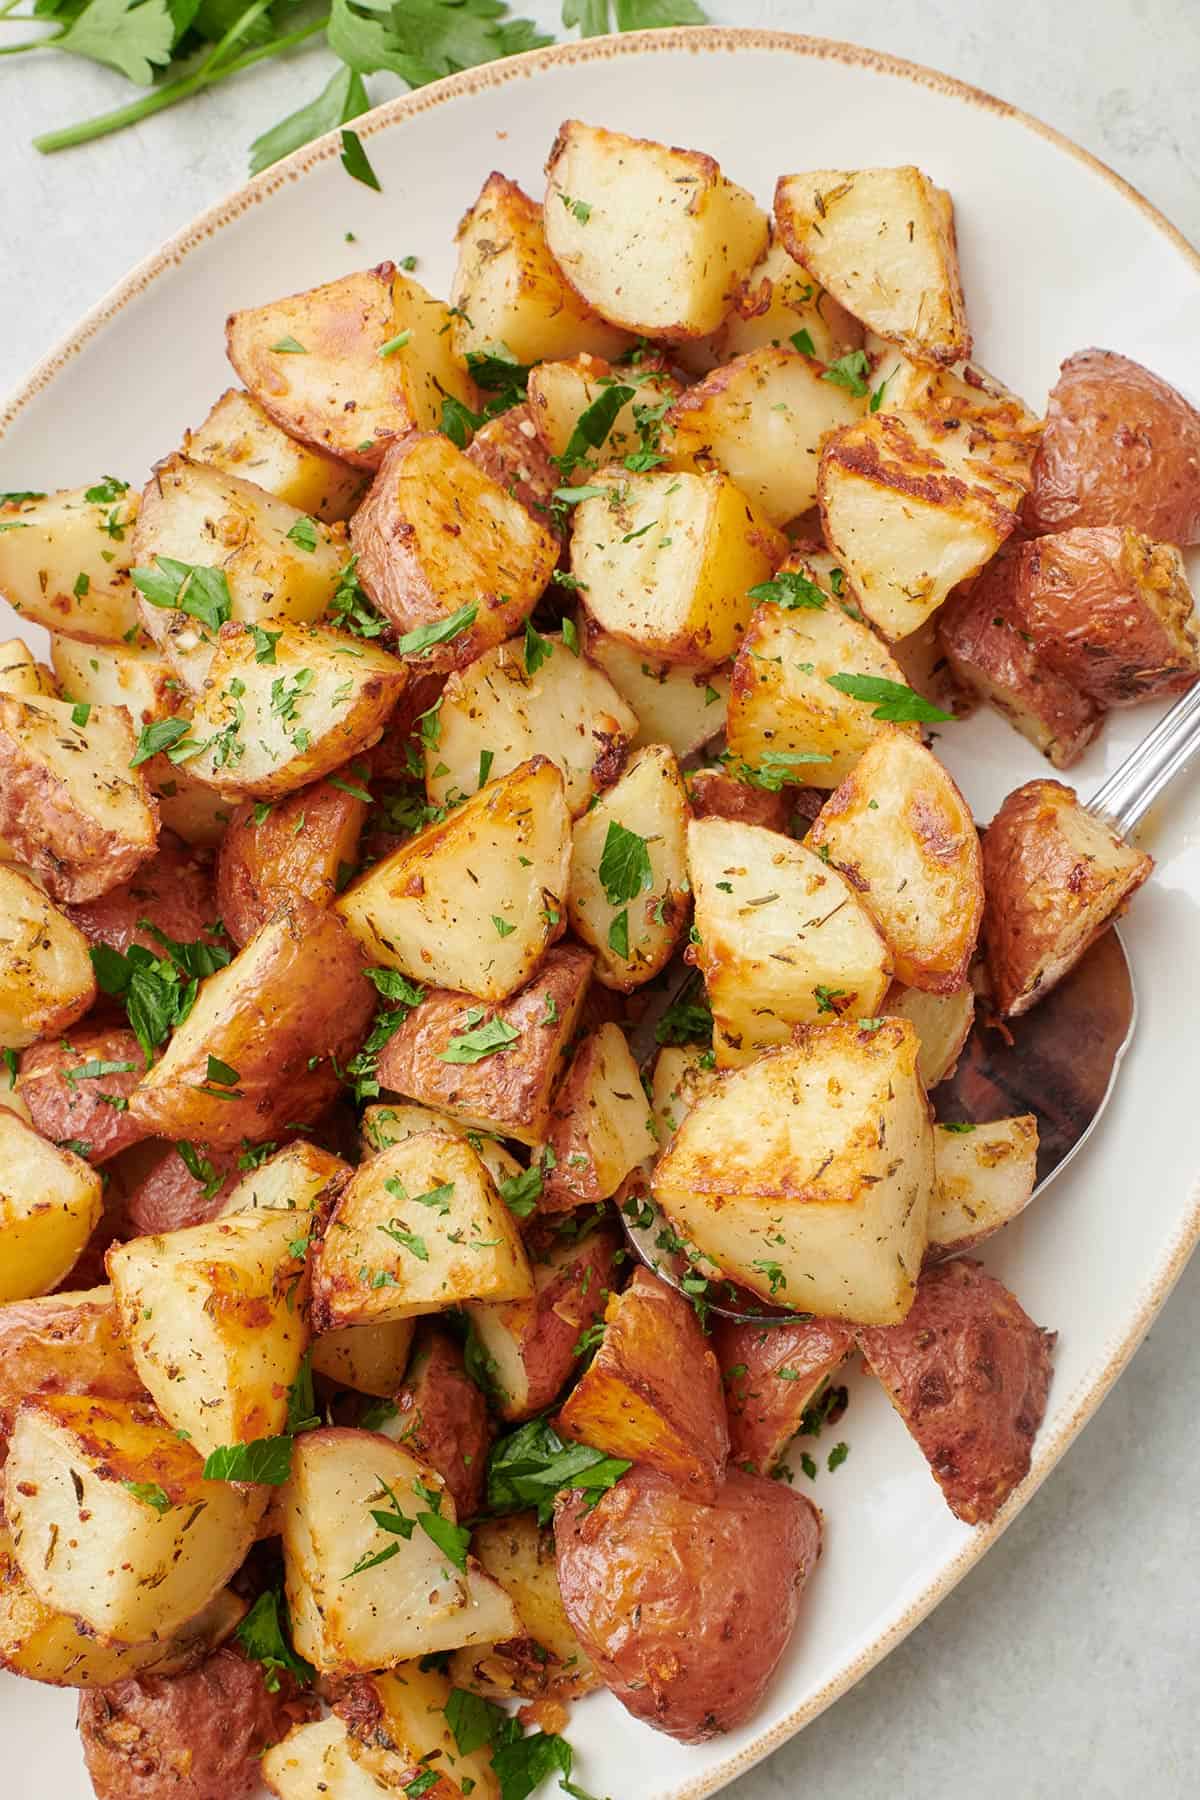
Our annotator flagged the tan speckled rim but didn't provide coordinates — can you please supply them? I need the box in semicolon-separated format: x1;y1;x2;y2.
4;28;1200;1799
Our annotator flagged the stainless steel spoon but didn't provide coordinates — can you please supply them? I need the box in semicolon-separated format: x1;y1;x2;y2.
622;680;1200;1322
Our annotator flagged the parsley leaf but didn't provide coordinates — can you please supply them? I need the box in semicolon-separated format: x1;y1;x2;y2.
418;1509;471;1570
558;382;635;473
654;987;714;1048
395;601;478;657
123;1480;173;1514
825;673;953;724
748;568;827;610
487;1417;630;1525
285;516;319;552
822;349;871;397
248;62;370;177
497;1165;542;1217
597;821;653;906
131;556;232;635
340;127;381;190
327;556;388;639
55;0;174;86
439;1015;520;1065
234;1588;314;1693
202;1436;294;1486
523;618;554;675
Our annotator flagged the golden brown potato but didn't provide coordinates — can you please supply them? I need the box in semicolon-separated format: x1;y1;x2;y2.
0;1286;143;1470
216;778;367;947
982;779;1153;1016
775;166;969;366
466;1225;620;1421
686;767;790;833
393;1324;492;1517
936;553;1103;769
359;1103;523;1191
716;1314;855;1477
449;1511;599;1704
0;863;96;1049
18;1027;147;1165
0;638;59;699
215;1137;350;1222
807;728;984;992
0;694;158;903
375;944;593;1147
464;403;564;537
526;352;682;478
1027;347;1200;543
540;1024;658;1212
0;1110;104;1303
119;1140;243;1236
650;1044;720;1151
183;386;365;521
544;120;768;340
856;1257;1055;1523
865;338;1042;491
653;1020;932;1324
577;613;730;761
1007;526;1200;706
452;170;632;364
349;432;559;670
226;263;478;470
883;980;975;1088
262;1715;383;1799
65;833;219;958
555;1466;821;1742
128;898;375;1148
558;1268;729;1501
337;1662;502;1800
311;1317;415;1397
929;1116;1039;1254
0;484;140;643
50;635;178;729
711;233;864;365
336;757;571;1002
142;754;237;850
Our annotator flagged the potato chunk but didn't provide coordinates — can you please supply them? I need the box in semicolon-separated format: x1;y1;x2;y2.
0;1111;103;1301
5;1395;260;1643
312;1133;532;1329
311;1319;415;1397
775;166;969;365
464;403;563;535
50;635;177;728
216;777;368;946
393;1324;491;1517
981;779;1152;1017
577;613;729;758
929;1116;1039;1253
650;1043;720;1150
807;728;983;991
360;1104;523;1190
0;483;139;643
336;758;571;1001
540;1024;657;1211
0;638;58;699
226;264;478;470
263;1715;387;1800
883;980;974;1088
183;387;365;521
526;352;682;475
544;120;768;340
688;816;891;1065
0;1286;143;1470
568;744;690;989
866;341;1042;490
570;468;785;667
653;1019;932;1323
350;432;559;669
452;171;632;364
715;1314;855;1476
0;864;95;1048
18;1027;147;1165
449;1511;599;1703
427;630;637;818
217;1138;350;1220
0;694;157;903
338;1664;503;1799
63;832;219;958
687;767;790;834
183;621;406;799
109;1211;310;1458
712;234;864;364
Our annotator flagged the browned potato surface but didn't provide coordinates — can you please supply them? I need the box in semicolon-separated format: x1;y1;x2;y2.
0;864;96;1050
183;386;365;521
555;1467;821;1742
464;403;564;537
0;1111;104;1303
216;778;367;947
451;1511;599;1704
540;1023;657;1211
856;1257;1055;1523
687;767;790;833
929;1116;1039;1254
0;1287;143;1470
715;1315;855;1477
18;1028;148;1165
0;485;140;644
65;835;219;958
394;1324;492;1517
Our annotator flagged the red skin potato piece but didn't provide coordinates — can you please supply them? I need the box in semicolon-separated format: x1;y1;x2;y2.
393;1324;493;1517
18;1027;149;1164
65;834;221;956
714;1313;855;1476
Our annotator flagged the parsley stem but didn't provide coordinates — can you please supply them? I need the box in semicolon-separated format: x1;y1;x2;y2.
33;17;328;154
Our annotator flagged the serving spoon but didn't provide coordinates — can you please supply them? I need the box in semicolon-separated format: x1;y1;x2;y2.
623;680;1200;1322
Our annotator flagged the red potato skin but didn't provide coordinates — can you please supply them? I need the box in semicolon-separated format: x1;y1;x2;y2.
65;835;220;958
715;1314;855;1476
465;402;566;542
77;1648;318;1800
216;779;368;948
393;1324;492;1516
117;1139;244;1236
687;768;790;833
555;1467;821;1743
482;1225;621;1422
0;1290;144;1469
1027;348;1200;544
856;1258;1056;1525
18;1028;149;1164
363;670;447;786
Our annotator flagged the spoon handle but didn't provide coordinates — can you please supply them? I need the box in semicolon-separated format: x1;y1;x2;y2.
1087;680;1200;836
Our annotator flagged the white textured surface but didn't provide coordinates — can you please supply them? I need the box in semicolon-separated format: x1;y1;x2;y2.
2;6;1200;1798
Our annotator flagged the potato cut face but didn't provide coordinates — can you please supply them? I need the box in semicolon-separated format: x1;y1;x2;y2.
5;1394;259;1643
132;456;346;693
50;636;177;729
544;120;768;339
651;1044;720;1151
578;615;730;759
688;816;892;1066
183;387;365;521
0;1110;103;1302
883;980;975;1088
340;1663;503;1799
310;1319;416;1397
462;1511;597;1695
867;340;1041;490
526;353;682;475
361;1103;523;1190
350;432;559;671
725;588;919;789
929;1116;1039;1253
312;1132;533;1329
0;640;58;699
337;757;571;1000
808;728;984;992
775;167;970;366
0;484;140;644
216;1139;350;1220
568;743;691;989
452;172;632;365
0;864;95;1049
262;1715;388;1800
541;1023;658;1210
109;1210;310;1457
653;1020;933;1323
570;468;786;668
819;409;1020;639
217;777;368;947
183;621;406;799
226;264;478;470
666;346;865;525
712;236;864;364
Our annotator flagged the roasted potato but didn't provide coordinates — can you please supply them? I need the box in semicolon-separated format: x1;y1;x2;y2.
1027;347;1200;543
577;613;730;760
263;1714;401;1799
336;757;571;1001
337;1662;502;1799
183;386;365;521
216;1137;349;1220
50;635;178;728
653;1020;932;1323
883;980;975;1088
686;767;789;833
526;352;682;477
775;166;969;366
375;945;593;1147
711;233;864;365
929;1116;1039;1254
5;1394;261;1643
0;483;140;643
0;693;158;903
866;338;1042;491
226;264;478;470
981;779;1152;1016
464;403;564;536
0;863;96;1048
393;1324;492;1516
540;1024;658;1211
128;898;375;1148
0;638;59;698
18;1027;148;1165
350;432;559;670
359;1102;523;1189
569;468;786;667
650;1043;720;1150
555;1466;821;1742
311;1317;416;1397
119;1140;243;1236
856;1257;1055;1523
807;728;984;992
216;777;367;946
544;120;768;340
716;1314;855;1477
142;753;238;849
0;1286;142;1469
0;1110;103;1302
449;1510;599;1703
65;833;220;957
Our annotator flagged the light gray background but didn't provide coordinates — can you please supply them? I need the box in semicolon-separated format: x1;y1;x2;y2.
2;4;1198;1796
